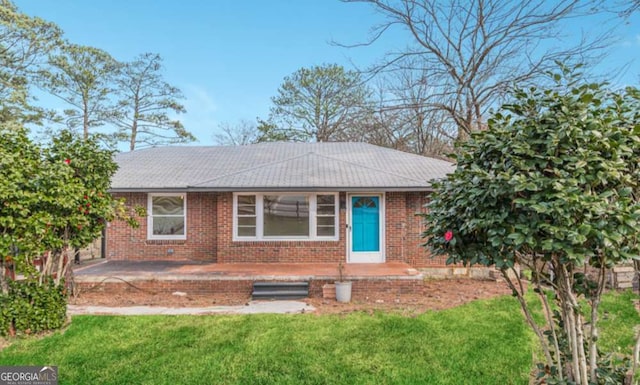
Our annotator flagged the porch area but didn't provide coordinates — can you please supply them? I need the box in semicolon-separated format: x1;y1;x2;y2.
73;260;425;301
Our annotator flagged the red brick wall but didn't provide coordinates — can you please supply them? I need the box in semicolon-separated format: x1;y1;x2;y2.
106;191;447;266
107;192;217;261
385;192;448;267
77;278;424;300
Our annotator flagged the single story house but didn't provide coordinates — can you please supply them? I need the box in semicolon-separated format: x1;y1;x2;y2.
106;142;453;268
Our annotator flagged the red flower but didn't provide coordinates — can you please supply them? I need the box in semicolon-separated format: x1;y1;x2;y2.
444;230;454;242
64;159;71;165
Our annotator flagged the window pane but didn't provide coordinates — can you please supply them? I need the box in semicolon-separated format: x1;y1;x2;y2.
317;217;334;226
238;217;256;226
237;195;256;205
317;205;335;215
238;205;256;215
263;195;309;236
153;216;185;235
317;195;335;205
317;226;335;237
238;226;256;237
152;196;184;215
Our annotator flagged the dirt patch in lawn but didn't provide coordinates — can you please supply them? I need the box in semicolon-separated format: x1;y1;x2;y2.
69;290;245;307
308;278;512;315
69;278;512;315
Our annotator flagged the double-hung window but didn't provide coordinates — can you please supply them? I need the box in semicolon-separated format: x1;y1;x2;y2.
234;193;338;240
148;193;187;240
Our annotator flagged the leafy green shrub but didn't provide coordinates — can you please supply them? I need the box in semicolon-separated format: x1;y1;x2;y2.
0;278;67;336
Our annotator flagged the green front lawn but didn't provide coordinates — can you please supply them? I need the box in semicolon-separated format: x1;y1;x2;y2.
0;292;637;385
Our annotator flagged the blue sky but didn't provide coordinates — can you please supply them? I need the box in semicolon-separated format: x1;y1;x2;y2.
15;1;640;147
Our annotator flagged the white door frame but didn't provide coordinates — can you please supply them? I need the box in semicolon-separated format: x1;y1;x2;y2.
346;193;385;263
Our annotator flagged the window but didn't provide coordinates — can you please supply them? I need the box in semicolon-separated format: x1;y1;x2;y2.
148;194;186;240
263;195;309;236
236;195;256;237
233;193;338;240
316;195;336;237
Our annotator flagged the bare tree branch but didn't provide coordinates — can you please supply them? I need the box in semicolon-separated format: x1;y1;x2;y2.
340;0;619;140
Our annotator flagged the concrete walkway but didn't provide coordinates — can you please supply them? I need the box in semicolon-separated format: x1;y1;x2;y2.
68;301;315;316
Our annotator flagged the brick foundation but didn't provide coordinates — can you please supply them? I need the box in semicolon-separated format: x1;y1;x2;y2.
76;277;425;301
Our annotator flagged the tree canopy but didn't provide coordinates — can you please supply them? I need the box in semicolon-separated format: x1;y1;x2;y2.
266;64;371;142
39;43;119;139
0;0;61;124
111;53;194;150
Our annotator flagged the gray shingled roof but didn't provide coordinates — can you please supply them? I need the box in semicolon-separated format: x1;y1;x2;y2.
110;142;453;192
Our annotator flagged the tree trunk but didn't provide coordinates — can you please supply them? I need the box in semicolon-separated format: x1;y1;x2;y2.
130;121;137;151
0;263;8;295
130;103;139;151
535;278;564;381
83;98;89;140
502;269;555;367
588;264;606;379
556;262;589;385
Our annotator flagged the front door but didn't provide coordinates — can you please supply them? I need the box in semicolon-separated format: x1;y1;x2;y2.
348;195;384;263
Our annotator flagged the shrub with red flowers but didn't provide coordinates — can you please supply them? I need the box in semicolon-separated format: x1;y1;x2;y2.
421;68;640;384
0;124;140;335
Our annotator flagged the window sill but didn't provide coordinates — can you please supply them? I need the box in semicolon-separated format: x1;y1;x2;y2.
232;238;339;242
145;239;187;245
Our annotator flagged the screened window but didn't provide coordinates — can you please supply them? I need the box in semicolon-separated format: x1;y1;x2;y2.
233;193;338;240
148;194;186;240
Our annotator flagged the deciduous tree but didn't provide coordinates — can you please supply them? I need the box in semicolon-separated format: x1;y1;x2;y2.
213;119;260;146
344;0;617;140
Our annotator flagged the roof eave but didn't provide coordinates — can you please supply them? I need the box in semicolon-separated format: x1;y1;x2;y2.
109;186;434;193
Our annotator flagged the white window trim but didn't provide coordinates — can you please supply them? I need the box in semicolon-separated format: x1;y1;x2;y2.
233;192;339;241
147;193;187;240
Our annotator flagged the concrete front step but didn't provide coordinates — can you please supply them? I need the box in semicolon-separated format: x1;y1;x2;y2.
252;281;309;300
252;293;309;300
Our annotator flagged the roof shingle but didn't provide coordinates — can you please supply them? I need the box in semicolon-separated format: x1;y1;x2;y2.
111;142;453;192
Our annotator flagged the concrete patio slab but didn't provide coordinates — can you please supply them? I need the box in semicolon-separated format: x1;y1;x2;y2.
73;260;423;282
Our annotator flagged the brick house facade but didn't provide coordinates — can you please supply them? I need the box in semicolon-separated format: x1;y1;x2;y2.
106;191;448;267
106;142;453;269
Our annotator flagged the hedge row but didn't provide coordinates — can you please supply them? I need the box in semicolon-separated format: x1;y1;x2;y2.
0;278;67;336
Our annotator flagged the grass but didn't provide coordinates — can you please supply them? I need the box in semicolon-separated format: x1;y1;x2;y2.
598;290;640;354
0;292;637;385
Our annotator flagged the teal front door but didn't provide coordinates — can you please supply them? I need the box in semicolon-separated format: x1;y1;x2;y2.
349;195;383;263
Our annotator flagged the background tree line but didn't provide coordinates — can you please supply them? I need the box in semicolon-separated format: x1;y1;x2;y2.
0;0;194;150
216;0;637;160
